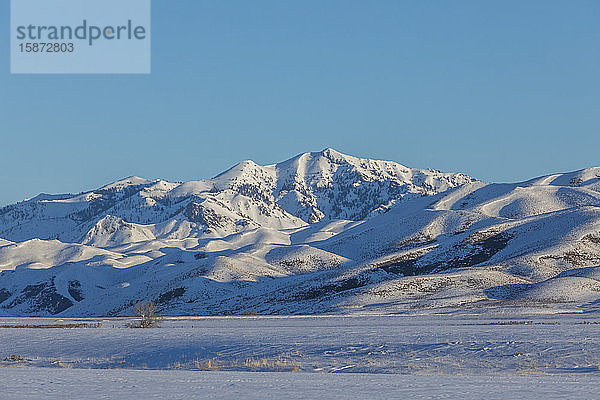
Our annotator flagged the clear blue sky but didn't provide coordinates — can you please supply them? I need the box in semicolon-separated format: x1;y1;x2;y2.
1;1;599;206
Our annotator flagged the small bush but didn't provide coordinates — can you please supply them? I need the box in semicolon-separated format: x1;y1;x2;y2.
130;301;163;328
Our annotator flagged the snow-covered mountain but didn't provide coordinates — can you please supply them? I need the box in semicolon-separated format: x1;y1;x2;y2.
0;148;473;243
0;149;599;316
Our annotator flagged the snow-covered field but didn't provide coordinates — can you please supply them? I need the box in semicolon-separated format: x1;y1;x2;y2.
1;314;600;398
3;369;599;399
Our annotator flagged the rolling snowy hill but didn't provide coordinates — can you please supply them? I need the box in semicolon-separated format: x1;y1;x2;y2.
0;149;599;316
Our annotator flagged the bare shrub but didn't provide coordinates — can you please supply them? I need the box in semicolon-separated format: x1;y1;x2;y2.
130;301;163;328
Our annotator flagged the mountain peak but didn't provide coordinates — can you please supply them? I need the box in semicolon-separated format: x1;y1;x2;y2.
212;159;266;182
100;176;152;191
320;147;342;157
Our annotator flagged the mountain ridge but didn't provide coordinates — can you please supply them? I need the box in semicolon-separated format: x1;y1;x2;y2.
0;149;599;316
0;148;476;244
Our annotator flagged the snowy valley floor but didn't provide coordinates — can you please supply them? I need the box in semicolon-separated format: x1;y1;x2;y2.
3;369;600;400
1;314;600;398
